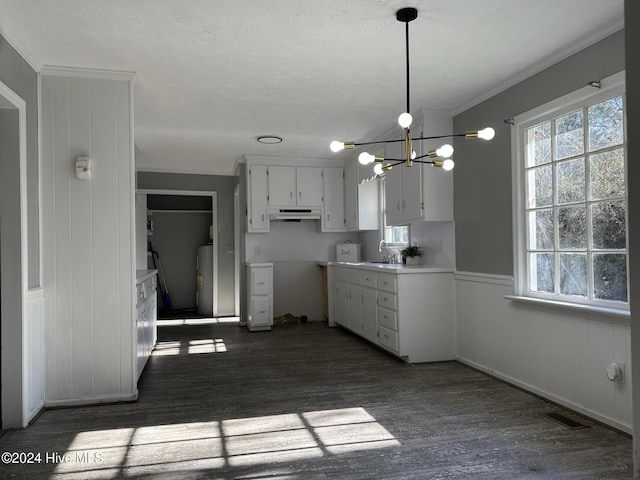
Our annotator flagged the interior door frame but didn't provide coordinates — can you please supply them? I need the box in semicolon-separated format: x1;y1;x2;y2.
136;189;218;316
234;184;240;316
0;79;29;427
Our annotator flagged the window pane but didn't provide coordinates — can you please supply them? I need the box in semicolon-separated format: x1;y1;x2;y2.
558;205;586;249
589;96;624;151
592;201;626;249
530;253;554;293
560;253;587;297
385;226;408;245
528;209;553;250
590;148;625;200
556;158;585;204
526;122;551;167
527;165;552;208
555;110;584;160
593;253;627;302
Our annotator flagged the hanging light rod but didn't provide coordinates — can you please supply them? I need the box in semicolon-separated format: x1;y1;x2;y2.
329;7;495;174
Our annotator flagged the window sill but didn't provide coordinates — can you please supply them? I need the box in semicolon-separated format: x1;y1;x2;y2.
504;295;630;325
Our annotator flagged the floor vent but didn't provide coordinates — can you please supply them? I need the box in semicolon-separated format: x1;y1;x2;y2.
545;412;591;430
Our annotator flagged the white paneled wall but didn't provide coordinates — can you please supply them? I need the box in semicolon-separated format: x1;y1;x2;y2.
26;288;44;421
41;71;136;405
455;272;632;433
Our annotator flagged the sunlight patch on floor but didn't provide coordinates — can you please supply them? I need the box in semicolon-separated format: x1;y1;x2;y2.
54;407;399;477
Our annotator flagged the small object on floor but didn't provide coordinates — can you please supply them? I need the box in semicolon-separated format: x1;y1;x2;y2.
273;313;300;325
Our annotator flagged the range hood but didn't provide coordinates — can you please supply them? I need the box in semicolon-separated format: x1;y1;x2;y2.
269;207;321;221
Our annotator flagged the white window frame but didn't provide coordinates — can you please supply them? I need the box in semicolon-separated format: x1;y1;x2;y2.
512;71;628;313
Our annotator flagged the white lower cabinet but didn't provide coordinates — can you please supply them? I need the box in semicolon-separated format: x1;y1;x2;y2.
328;264;454;363
246;263;273;331
136;271;158;380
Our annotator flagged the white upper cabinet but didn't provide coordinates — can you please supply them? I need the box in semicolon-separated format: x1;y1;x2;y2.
248;165;269;233
344;160;379;231
322;166;345;232
296;166;323;207
383;127;452;225
268;165;323;208
268;165;296;207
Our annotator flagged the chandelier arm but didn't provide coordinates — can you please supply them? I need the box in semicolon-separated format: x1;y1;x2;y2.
412;133;467;141
353;138;407;147
410;158;436;165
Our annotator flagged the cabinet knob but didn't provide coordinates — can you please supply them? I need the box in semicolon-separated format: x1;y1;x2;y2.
261;214;265;221
299;192;302;199
397;201;401;211
327;213;330;221
290;191;293;199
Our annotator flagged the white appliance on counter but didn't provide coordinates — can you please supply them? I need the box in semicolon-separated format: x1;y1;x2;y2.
336;243;361;262
196;244;214;315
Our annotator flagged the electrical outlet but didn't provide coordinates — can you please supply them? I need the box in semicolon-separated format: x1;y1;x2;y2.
255;245;261;255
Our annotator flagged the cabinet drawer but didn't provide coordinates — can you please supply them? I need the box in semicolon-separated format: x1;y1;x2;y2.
377;291;397;311
251;297;271;326
334;267;349;282
252;269;271;295
348;271;361;284
361;272;376;288
378;326;398;352
377;275;397;293
378;307;397;331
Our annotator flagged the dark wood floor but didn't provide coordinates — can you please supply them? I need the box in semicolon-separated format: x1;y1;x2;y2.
0;321;633;479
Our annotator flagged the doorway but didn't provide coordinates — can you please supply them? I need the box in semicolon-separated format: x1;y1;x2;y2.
0;80;29;428
136;189;219;317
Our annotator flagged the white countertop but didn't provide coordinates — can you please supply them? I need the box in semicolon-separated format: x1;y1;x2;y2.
246;262;274;267
136;269;157;283
327;261;454;274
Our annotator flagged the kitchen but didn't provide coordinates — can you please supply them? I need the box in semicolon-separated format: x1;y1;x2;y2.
1;4;638;476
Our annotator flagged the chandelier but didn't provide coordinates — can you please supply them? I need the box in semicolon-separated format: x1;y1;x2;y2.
329;7;495;175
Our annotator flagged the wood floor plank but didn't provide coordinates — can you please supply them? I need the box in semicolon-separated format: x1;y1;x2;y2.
0;321;633;479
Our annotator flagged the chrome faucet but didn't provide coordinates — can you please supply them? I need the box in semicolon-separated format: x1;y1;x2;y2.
378;240;394;263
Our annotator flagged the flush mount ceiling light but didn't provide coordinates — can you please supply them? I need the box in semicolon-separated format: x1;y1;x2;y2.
330;7;494;175
257;135;283;144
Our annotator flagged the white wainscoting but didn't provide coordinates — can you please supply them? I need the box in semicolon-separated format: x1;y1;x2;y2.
455;271;632;433
41;71;137;406
26;288;44;423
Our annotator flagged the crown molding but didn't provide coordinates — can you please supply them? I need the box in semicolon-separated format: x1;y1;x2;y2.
451;20;625;117
0;16;42;72
40;65;137;82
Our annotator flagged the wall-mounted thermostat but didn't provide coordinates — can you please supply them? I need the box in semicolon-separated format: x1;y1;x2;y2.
75;155;91;180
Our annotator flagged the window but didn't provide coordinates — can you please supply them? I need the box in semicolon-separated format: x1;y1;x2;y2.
380;177;409;246
513;72;627;310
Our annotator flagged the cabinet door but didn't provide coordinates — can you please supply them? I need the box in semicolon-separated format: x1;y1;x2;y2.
252;268;271;295
348;284;362;334
248;165;269;232
402;163;423;221
344;162;358;230
334;280;349;327
268;165;296;207
384;165;403;225
322;167;345;231
422;167;454;221
251;297;271;326
296;166;323;207
361;287;377;343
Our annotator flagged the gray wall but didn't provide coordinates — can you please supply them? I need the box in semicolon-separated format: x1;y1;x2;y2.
0;34;39;287
137;171;238;315
453;30;625;275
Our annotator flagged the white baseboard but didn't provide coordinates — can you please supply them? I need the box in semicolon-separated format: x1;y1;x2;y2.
457;356;632;434
45;391;139;409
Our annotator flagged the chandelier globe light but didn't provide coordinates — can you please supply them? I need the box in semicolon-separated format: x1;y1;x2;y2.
329;7;495;173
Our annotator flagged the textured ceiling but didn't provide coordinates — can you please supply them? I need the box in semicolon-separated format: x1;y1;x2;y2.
0;0;625;175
